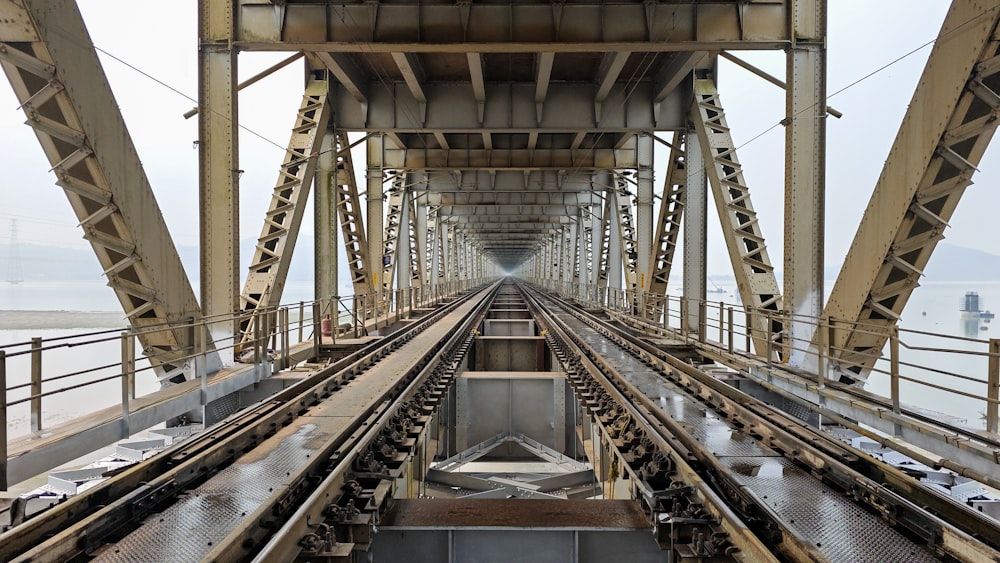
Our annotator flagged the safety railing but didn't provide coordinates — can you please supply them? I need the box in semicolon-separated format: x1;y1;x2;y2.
536;277;1000;436
0;277;485;489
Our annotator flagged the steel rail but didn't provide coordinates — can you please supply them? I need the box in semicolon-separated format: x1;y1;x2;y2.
250;281;495;561
524;283;1000;562
601;305;1000;554
522;286;814;562
611;308;1000;456
0;283;494;561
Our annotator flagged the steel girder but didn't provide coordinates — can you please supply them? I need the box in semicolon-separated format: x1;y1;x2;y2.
783;0;827;367
645;132;687;320
824;1;1000;384
237;2;790;52
200;0;240;361
595;189;613;291
239;80;330;343
0;0;216;383
692;78;782;358
332;131;372;297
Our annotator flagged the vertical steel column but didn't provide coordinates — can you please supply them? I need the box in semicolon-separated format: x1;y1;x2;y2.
315;131;338;304
367;134;385;294
785;0;827;367
683;127;707;334
636;133;654;298
607;188;624;292
590;175;605;289
415;185;428;287
396;182;412;292
199;0;238;364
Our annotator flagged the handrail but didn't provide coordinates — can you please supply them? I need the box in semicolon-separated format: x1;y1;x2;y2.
0;279;489;459
533;276;1000;436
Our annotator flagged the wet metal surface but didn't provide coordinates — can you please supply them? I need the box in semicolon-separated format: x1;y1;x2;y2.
94;295;485;562
552;310;939;562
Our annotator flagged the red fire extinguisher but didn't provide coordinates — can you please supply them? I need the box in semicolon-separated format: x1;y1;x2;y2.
321;314;332;337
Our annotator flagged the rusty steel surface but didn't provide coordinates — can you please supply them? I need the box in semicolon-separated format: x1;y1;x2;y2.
382;499;649;529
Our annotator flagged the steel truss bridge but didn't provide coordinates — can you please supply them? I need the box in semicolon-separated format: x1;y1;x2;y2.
2;1;1000;561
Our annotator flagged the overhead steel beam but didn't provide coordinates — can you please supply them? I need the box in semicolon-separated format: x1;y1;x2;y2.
239;80;330;343
467;52;486;124
534;52;555;122
0;0;217;383
391;52;427;123
314;52;368;112
332;82;683;131
426;192;597;206
413;170;597;192
653;52;708;125
824;1;1000;384
437;205;582;216
385;149;638;171
237;3;791;51
692;78;782;359
594;51;630;122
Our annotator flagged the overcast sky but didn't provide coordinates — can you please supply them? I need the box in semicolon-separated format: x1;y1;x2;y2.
0;1;986;288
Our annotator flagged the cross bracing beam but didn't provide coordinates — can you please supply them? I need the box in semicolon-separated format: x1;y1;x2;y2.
427;192;597;206
239;80;330;343
692;78;782;358
237;2;791;52
332;131;371;296
332;82;683;132
0;1;216;384
824;1;1000;384
313;52;368;111
437;205;583;217
381;148;640;170
414;170;597;192
646;131;686;320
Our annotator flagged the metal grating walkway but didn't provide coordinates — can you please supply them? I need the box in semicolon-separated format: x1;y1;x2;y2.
552;309;938;562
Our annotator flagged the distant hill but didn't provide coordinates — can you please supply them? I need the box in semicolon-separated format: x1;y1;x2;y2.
3;240;1000;283
822;243;1000;283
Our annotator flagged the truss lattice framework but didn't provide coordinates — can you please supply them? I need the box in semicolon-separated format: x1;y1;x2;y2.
614;175;640;291
408;190;424;288
333;131;371;297
239;80;330;343
0;2;213;384
595;193;613;290
380;173;407;293
692;78;782;357
645;131;687;321
824;1;1000;383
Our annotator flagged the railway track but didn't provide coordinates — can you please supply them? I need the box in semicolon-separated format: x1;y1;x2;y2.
5;280;1000;561
0;282;498;562
521;282;1000;562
